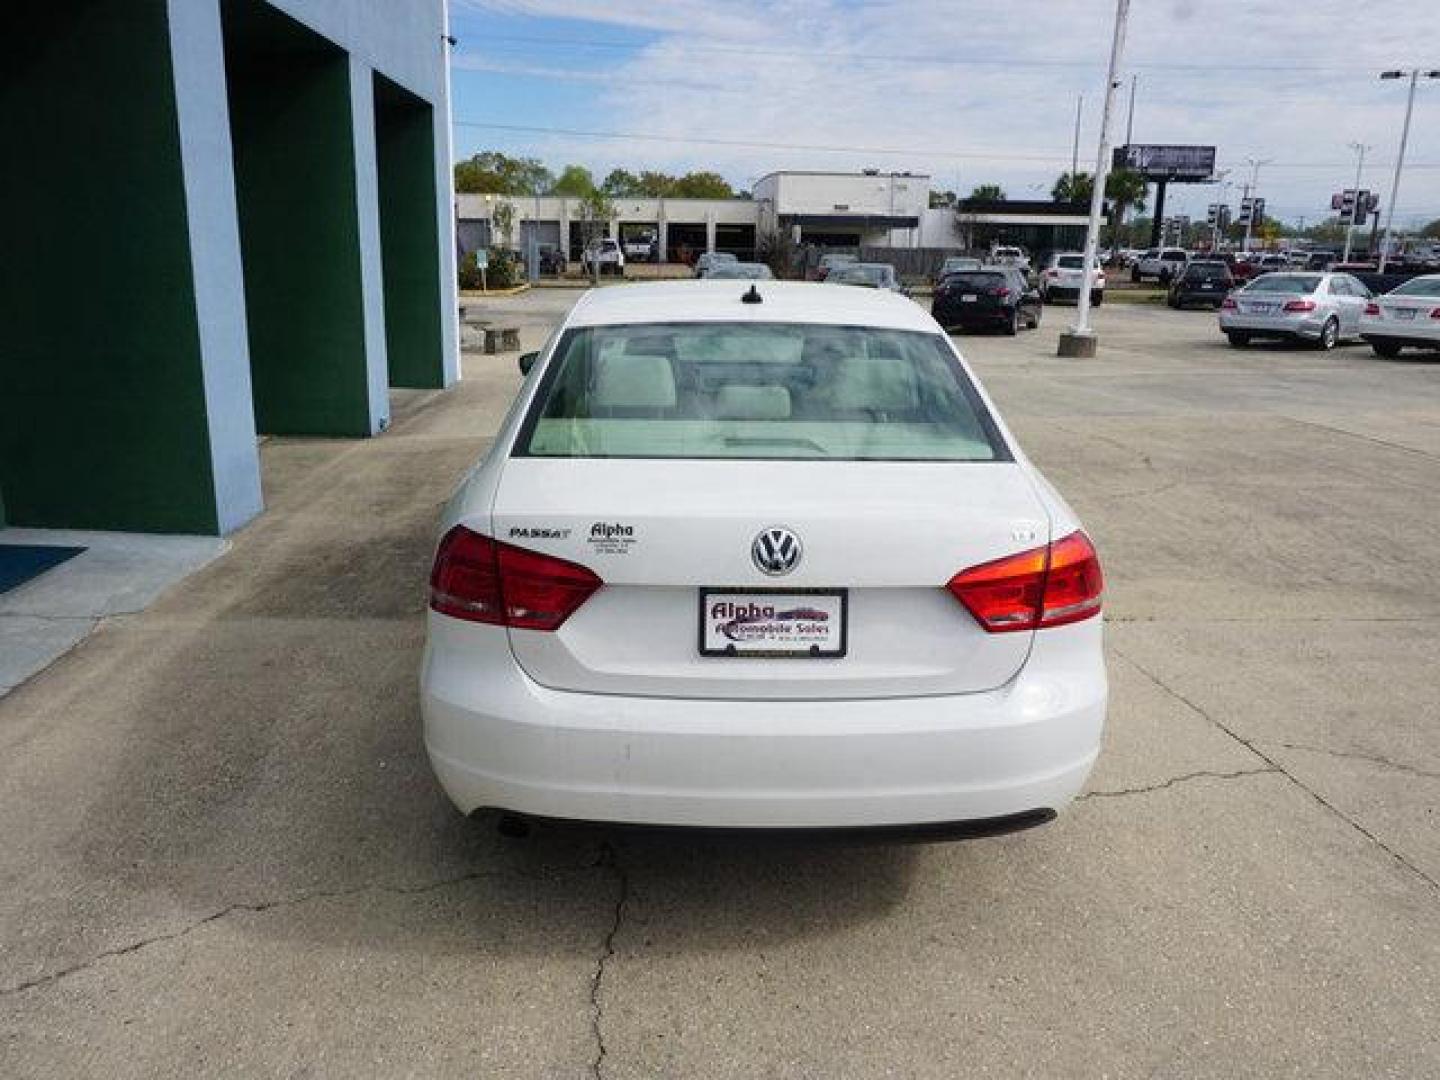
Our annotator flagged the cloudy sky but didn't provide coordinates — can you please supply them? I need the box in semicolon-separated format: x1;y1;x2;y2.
447;0;1440;228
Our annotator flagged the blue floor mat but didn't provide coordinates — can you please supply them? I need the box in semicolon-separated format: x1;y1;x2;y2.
0;544;86;594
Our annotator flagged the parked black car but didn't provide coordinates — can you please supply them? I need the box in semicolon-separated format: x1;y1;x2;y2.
931;267;1041;334
1167;261;1234;309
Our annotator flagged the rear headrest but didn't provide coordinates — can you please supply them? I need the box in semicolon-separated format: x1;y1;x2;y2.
828;354;918;413
714;385;791;420
591;351;676;412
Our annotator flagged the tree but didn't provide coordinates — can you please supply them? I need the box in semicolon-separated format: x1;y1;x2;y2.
969;184;1006;202
576;189;617;283
638;170;678;196
551;164;597;196
601;168;643;196
1421;218;1440;239
929;190;958;209
671;171;734;198
1051;171;1092;203
491;200;516;249
1105;168;1147;224
453;151;552;194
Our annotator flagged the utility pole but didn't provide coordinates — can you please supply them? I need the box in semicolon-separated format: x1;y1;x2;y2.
1071;93;1083;180
1126;75;1136;146
1241;156;1271;252
1342;141;1370;263
1059;0;1129;358
1377;69;1438;272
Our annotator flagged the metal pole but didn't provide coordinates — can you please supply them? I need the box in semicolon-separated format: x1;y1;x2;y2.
1343;142;1367;264
1071;0;1129;338
1071;93;1083;179
1241;157;1269;252
1379;70;1418;273
1125;75;1136;146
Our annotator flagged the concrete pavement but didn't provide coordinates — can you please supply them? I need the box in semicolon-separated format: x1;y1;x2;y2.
2;291;1437;1077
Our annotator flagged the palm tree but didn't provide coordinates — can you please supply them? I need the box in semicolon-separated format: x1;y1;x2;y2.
1051;171;1092;203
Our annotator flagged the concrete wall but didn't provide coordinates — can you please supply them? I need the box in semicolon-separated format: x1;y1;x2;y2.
0;0;261;534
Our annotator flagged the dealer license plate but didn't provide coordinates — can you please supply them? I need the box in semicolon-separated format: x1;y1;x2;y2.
699;590;847;658
1392;307;1417;321
1246;302;1276;314
961;294;978;302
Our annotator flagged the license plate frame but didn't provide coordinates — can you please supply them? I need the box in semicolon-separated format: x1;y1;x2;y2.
698;588;848;659
961;294;978;302
1392;307;1417;321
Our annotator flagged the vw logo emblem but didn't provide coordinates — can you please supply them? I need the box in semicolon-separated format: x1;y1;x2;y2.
752;527;802;576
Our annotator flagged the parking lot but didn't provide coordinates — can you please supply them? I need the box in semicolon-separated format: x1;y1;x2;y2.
2;289;1438;1078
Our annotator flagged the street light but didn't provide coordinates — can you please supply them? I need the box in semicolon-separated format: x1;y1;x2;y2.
1377;69;1440;273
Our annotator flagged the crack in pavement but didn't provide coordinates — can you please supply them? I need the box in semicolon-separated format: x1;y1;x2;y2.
1079;766;1279;800
0;864;588;999
1259;740;1440;782
1111;647;1440;896
589;842;630;1080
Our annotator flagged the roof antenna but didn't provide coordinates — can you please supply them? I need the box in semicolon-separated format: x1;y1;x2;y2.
741;284;763;304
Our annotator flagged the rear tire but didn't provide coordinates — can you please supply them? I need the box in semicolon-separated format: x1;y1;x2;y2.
1130;268;1141;284
1372;340;1402;358
1227;331;1250;348
1314;317;1339;351
1004;309;1019;336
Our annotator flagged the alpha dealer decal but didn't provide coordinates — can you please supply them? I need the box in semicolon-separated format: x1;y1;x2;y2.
587;522;637;555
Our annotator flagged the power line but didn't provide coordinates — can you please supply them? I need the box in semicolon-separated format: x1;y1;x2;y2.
455;118;1440;171
461;33;1372;74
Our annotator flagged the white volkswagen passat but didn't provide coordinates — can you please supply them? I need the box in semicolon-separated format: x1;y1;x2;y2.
422;282;1106;834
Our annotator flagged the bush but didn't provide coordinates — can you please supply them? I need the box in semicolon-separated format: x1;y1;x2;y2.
457;246;525;290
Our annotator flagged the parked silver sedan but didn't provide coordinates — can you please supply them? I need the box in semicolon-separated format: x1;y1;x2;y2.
1218;272;1373;350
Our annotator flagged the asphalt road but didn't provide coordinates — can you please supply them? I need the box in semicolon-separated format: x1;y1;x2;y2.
2;289;1438;1078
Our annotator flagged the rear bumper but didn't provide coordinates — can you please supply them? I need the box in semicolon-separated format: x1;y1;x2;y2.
1218;311;1325;339
1043;285;1102;303
932;304;1014;327
421;618;1106;829
1361;329;1440;348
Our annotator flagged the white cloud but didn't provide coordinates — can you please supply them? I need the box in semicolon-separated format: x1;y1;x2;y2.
456;0;1440;225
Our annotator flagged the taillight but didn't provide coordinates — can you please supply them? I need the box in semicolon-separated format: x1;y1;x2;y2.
429;526;601;630
1283;299;1316;312
1221;297;1237;310
992;287;1012;298
1044;269;1059;279
1365;303;1380;316
945;531;1103;633
1431;307;1440;319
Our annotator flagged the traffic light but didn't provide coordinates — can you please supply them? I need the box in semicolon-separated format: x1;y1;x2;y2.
1237;198;1254;226
1251;198;1265;228
1206;204;1218;226
1339;189;1357;222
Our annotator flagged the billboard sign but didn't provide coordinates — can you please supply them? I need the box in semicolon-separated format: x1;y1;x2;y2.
1112;144;1218;182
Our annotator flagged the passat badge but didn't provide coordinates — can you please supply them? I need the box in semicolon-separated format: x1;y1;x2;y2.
751;527;802;576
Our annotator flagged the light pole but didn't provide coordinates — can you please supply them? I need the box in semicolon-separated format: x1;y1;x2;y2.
1058;0;1130;358
1071;93;1083;180
1241;156;1271;253
1377;69;1439;272
1342;141;1371;264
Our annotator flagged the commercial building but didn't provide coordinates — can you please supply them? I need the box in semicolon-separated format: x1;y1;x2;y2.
458;172;1091;267
456;194;758;263
2;0;459;536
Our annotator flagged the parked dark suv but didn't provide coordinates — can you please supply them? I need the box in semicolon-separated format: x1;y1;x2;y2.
932;267;1042;334
1167;261;1234;309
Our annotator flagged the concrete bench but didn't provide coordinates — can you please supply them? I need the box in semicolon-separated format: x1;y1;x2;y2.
483;326;521;354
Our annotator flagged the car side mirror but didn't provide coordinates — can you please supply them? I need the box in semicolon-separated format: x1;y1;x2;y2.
518;351;538;375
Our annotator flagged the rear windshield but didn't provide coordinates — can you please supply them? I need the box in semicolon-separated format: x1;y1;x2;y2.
944;271;1008;288
516;323;1008;462
831;265;890;285
1185;264;1230;279
1389;275;1440;296
1246;274;1320;293
1057;256;1085;269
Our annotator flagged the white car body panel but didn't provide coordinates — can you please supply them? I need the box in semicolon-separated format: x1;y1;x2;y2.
1360;278;1440;348
422;282;1106;829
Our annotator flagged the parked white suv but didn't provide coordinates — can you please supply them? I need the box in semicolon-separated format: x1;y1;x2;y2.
1039;253;1106;305
1133;248;1188;284
581;237;625;276
990;246;1030;271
